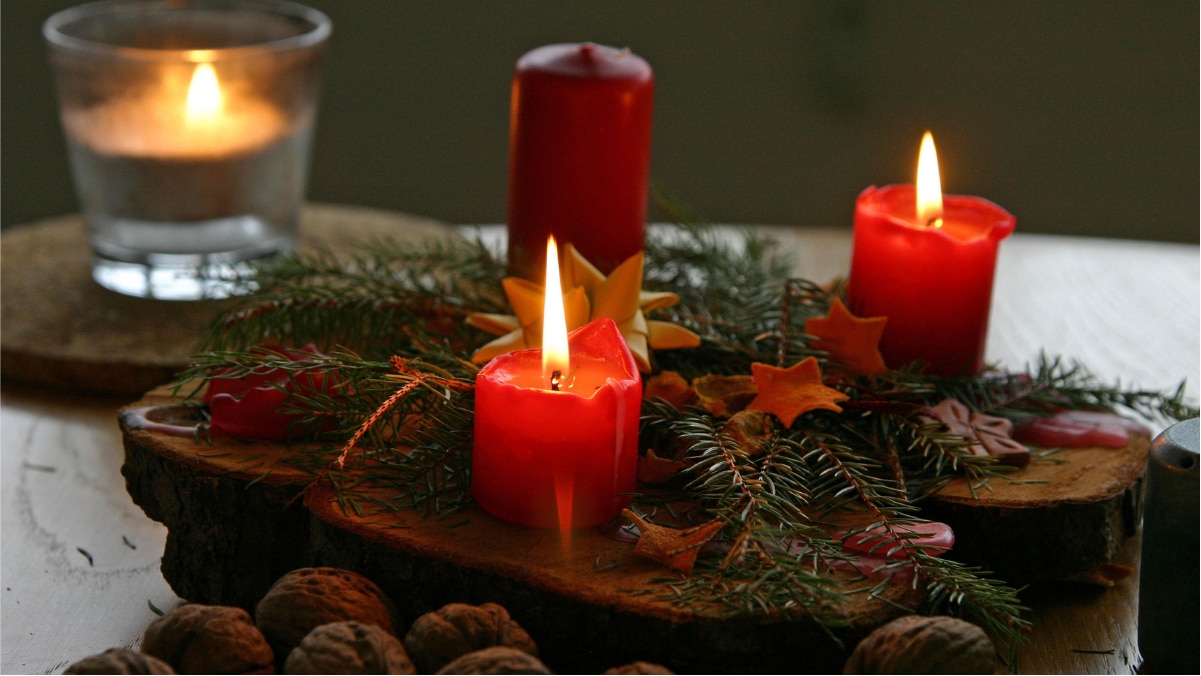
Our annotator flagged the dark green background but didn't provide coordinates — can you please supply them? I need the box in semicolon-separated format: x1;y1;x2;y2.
4;1;1197;242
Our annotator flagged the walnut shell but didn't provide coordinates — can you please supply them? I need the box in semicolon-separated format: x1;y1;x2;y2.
604;661;675;674
142;604;273;674
843;615;996;674
435;646;551;675
256;568;399;659
64;648;175;674
284;621;415;674
403;602;538;673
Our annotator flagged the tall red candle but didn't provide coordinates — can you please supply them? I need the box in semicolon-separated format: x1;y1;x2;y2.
846;183;1015;376
472;317;641;529
506;42;653;278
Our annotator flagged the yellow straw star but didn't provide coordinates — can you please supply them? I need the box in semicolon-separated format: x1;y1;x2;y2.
466;244;700;371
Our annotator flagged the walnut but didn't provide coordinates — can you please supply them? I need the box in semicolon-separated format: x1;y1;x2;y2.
256;568;399;659
284;621;415;674
63;648;175;674
142;604;273;674
435;646;551;675
604;661;675;674
843;615;996;674
403;602;538;674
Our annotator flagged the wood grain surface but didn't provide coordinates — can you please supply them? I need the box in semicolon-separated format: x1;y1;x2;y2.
2;210;1197;674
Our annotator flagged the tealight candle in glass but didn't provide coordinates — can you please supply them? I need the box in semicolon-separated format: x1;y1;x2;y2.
44;0;331;300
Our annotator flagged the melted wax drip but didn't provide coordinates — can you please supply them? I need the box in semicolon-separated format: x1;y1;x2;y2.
1014;410;1150;448
120;406;208;438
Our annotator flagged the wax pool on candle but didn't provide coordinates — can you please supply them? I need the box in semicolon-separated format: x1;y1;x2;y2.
472;318;641;529
506;42;654;277
846;184;1015;376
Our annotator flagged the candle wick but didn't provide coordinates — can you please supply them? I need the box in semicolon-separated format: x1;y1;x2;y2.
551;370;562;391
927;217;944;229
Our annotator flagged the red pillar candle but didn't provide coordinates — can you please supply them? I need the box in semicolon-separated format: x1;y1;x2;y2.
846;134;1015;376
472;317;642;529
506;42;654;278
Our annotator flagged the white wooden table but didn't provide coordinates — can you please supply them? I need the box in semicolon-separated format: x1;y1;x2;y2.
2;212;1197;674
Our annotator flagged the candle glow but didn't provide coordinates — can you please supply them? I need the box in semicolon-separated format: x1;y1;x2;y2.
185;64;223;128
916;131;944;228
63;64;287;159
542;236;570;388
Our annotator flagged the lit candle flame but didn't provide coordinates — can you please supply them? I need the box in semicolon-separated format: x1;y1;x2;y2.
916;131;944;228
185;63;223;127
542;236;570;389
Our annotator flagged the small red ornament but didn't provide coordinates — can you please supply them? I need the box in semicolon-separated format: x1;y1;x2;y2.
204;344;341;440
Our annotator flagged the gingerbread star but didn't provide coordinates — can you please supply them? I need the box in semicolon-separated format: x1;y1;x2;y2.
747;357;849;427
622;509;724;575
804;298;888;376
920;398;1030;467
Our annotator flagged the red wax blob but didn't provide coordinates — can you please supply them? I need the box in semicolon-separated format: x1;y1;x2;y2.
203;344;339;440
846;184;1015;376
839;521;955;559
506;42;654;277
472;318;642;529
1014;409;1151;448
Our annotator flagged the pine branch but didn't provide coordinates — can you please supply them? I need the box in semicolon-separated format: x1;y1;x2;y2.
797;427;1030;662
909;552;1031;667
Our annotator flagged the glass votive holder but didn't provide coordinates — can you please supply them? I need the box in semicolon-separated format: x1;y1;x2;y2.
44;0;331;300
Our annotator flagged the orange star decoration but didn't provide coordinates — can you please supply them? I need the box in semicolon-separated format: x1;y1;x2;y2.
747;357;849;427
622;509;724;575
466;244;700;371
804;298;888;376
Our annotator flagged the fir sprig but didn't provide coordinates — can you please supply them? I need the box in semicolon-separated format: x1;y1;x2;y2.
199;237;507;359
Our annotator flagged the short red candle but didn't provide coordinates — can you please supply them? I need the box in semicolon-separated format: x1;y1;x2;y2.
846;184;1015;376
506;42;654;278
472;317;642;529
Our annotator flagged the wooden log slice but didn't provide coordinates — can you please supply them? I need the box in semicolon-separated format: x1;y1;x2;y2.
120;387;327;608
925;435;1150;583
303;482;916;674
120;382;1153;670
119;390;920;674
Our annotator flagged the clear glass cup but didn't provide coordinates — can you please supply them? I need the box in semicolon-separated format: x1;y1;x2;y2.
44;0;331;300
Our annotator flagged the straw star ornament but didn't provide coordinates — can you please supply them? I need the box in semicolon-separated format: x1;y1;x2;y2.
467;244;700;371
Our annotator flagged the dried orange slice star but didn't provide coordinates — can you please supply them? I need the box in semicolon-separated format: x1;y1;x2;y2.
622;509;724;575
747;357;848;427
805;298;888;376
